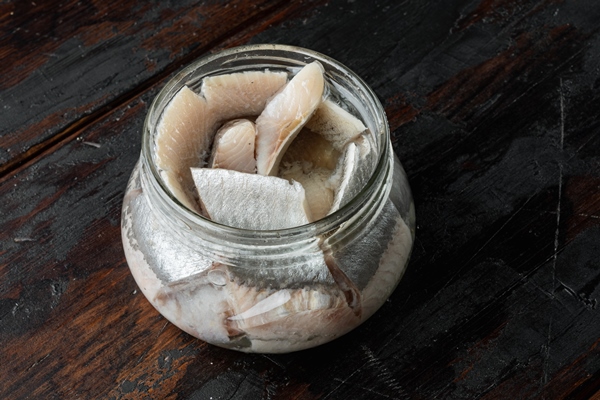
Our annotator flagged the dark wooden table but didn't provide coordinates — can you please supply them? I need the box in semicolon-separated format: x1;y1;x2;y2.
2;1;599;399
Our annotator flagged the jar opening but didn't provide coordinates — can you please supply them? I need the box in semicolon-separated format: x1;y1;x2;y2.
141;44;391;240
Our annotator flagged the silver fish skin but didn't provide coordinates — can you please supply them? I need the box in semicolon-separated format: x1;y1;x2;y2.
191;168;313;230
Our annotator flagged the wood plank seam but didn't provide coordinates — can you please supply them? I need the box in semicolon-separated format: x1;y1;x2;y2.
0;0;318;183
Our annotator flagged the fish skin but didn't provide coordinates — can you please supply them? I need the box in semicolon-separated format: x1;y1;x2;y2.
255;61;325;176
209;119;257;173
190;168;312;230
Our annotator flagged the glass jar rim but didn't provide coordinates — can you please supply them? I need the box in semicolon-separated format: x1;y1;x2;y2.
141;44;392;241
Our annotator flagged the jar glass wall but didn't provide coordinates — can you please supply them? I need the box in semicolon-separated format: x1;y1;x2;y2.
121;44;415;353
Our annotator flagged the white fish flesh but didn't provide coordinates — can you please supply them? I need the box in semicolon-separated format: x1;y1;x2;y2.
328;133;375;215
279;162;334;221
255;61;325;176
155;86;217;212
305;99;367;151
202;70;288;121
209;119;256;173
155;71;288;211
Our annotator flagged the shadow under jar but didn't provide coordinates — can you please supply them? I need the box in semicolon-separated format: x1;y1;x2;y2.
121;44;415;353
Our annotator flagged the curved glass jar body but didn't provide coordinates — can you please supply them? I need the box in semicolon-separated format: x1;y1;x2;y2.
121;45;415;353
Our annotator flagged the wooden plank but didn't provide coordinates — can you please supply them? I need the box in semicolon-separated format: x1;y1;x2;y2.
0;0;322;176
1;0;600;398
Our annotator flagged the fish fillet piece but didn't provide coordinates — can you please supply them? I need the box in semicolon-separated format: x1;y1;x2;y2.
202;70;288;121
328;141;365;214
227;285;348;327
156;86;218;212
255;61;325;176
279;162;334;221
191;168;312;230
223;283;358;353
278;128;341;221
209;119;257;173
280;128;340;171
305;99;367;151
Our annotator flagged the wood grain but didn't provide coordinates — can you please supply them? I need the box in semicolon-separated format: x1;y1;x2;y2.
0;0;322;176
1;0;600;399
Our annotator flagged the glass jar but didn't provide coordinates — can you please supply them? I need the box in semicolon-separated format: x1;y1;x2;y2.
121;44;415;353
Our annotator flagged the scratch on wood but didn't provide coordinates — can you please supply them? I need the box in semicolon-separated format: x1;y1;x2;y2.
156;321;169;338
577;213;600;219
321;369;361;400
13;237;37;242
361;345;407;396
261;354;285;370
479;46;584;137
26;353;50;372
437;193;535;294
543;316;553;385
543;77;566;386
82;141;101;148
330;378;394;399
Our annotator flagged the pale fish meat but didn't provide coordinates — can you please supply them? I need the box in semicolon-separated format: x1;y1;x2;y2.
190;168;313;229
135;59;412;354
209;119;256;174
305;99;367;151
328;134;374;215
278;128;341;220
329;200;412;308
202;70;288;121
255;61;325;176
156;71;288;211
155;86;216;212
279;161;334;221
147;251;360;353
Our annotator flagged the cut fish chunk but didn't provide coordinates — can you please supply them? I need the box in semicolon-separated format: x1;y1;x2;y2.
202;70;288;122
255;61;325;176
279;162;334;221
305;99;367;151
328;141;362;214
209;119;257;173
191;168;312;230
156;86;218;211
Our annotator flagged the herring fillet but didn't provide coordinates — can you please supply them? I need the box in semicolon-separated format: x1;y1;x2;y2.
191;168;312;229
279;162;334;221
255;61;325;176
328;142;361;214
209;119;257;173
278;128;340;221
202;70;288;121
305;99;367;151
155;86;217;212
155;72;288;211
